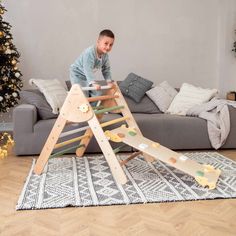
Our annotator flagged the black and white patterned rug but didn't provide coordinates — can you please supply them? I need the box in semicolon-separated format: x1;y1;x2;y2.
16;152;236;210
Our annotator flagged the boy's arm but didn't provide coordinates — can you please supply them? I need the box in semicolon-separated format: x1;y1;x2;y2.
83;53;96;86
102;55;113;82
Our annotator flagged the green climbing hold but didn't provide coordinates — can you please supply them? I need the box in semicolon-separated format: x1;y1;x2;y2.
128;131;137;136
196;171;204;177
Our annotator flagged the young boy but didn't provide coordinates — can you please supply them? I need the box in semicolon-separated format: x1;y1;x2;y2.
70;29;115;97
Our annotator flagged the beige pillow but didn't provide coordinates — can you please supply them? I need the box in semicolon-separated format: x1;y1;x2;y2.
167;83;218;115
146;81;178;112
29;78;68;114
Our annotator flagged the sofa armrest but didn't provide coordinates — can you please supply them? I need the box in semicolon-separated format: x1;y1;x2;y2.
13;104;38;134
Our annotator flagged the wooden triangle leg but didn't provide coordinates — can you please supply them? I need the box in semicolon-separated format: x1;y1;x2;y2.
88;116;127;184
34;115;67;174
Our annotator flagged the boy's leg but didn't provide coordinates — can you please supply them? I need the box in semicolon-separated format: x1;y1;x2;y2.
69;68;89;97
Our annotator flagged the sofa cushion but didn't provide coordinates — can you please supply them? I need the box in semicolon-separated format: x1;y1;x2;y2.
167;83;218;115
20;90;58;120
146;81;178;112
119;73;153;103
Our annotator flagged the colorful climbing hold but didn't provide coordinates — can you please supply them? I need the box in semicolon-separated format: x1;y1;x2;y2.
196;171;204;177
179;155;188;161
139;143;148;149
152;142;160;148
104;131;123;142
169;157;177;164
117;133;125;138
128;131;137;136
79;103;89;113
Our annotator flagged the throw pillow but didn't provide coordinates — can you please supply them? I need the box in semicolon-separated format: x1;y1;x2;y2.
167;83;218;115
20;90;58;120
29;78;68;114
146;81;178;112
119;73;153;103
124;95;162;114
65;80;72;91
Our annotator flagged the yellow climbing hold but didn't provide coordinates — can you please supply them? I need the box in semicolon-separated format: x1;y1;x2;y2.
152;142;160;148
78;103;89;113
104;131;123;142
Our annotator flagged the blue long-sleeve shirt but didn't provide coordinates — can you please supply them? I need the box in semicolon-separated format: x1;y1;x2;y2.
70;45;112;85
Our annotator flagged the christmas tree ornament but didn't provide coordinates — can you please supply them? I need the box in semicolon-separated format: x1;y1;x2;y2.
0;3;23;113
11;59;17;65
15;72;20;77
12;92;17;97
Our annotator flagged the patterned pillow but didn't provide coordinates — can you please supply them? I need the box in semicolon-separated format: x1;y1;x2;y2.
167;83;218;115
20;90;58;120
119;73;153;103
29;78;68;114
146;81;178;112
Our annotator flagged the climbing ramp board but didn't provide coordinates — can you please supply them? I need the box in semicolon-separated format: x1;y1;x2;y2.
106;125;221;189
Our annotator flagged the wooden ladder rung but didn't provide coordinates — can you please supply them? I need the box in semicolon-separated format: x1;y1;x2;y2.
120;151;142;166
54;134;90;149
113;144;127;154
94;105;124;114
88;95;119;102
82;85;112;91
50;144;85;158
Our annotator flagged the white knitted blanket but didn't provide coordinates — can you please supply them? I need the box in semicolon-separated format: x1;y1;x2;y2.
186;98;236;149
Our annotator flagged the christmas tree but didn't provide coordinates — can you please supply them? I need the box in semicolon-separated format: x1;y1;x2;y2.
0;2;23;113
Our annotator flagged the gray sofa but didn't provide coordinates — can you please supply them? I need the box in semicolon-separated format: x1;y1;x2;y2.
13;88;236;156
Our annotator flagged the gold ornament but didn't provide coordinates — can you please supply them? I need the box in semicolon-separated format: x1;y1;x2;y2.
0;31;4;37
0;9;4;14
13;66;18;70
11;59;17;65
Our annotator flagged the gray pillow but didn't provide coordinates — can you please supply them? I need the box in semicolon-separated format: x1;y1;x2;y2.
119;73;153;103
124;95;161;114
20;90;58;120
65;80;72;91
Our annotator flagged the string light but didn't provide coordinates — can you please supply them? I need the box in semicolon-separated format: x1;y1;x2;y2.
0;132;14;159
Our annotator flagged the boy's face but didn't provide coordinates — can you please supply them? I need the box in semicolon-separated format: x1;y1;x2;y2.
97;36;114;54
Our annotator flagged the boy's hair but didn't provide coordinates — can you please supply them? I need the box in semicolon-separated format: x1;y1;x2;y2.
99;29;115;39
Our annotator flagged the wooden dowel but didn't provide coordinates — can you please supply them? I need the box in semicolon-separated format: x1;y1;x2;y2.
101;116;129;128
88;95;119;102
120;151;142;166
92;105;104;110
82;85;111;91
113;144;127;154
60;126;89;138
60;116;129;139
95;105;124;115
49;144;85;158
54;134;90;149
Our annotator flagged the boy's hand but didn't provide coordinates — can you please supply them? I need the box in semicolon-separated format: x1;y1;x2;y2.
107;81;115;89
93;83;101;90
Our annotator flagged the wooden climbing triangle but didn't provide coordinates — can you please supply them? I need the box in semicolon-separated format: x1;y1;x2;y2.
34;82;221;189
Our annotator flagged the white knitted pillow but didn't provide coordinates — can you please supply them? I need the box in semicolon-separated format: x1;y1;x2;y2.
167;83;218;115
146;81;177;112
29;78;67;114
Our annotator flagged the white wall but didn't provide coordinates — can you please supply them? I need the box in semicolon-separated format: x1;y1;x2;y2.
217;0;236;96
2;0;236;122
4;0;230;88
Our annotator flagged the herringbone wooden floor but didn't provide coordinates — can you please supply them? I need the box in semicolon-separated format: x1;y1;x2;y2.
0;150;235;236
